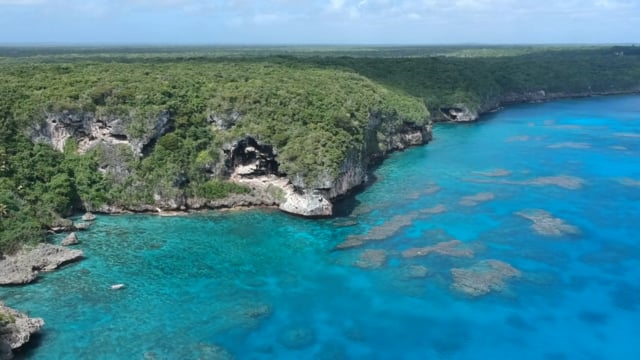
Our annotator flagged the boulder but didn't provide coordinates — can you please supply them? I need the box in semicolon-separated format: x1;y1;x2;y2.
279;191;332;217
48;218;73;233
61;233;79;246
0;244;84;285
74;222;92;231
0;302;44;358
81;212;97;221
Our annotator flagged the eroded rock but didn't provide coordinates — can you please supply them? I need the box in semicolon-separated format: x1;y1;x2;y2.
451;260;521;297
279;191;332;217
74;222;92;231
440;106;478;122
61;233;79;246
81;212;97;221
48;218;73;233
0;302;44;358
30;110;172;157
0;244;84;285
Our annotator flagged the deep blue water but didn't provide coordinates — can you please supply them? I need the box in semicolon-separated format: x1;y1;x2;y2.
2;95;640;359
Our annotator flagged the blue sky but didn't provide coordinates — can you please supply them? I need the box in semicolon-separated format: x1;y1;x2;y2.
0;0;638;44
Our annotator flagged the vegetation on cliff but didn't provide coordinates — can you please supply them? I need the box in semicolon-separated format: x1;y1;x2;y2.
1;45;640;254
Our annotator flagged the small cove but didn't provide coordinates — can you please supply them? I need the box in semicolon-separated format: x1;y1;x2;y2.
2;95;640;359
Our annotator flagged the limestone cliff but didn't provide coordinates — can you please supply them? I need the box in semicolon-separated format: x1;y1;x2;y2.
29;109;430;217
224;113;432;217
0;303;44;360
29;110;172;157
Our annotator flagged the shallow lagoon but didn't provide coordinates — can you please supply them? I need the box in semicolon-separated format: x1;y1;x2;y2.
2;95;640;359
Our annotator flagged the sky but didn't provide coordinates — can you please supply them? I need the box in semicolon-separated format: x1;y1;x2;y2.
0;0;638;45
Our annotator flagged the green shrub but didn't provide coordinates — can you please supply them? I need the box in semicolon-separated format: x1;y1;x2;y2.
195;180;250;200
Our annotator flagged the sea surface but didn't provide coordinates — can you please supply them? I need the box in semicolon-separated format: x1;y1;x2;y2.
2;95;640;359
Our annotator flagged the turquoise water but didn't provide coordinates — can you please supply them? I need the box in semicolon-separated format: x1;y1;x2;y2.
2;95;640;359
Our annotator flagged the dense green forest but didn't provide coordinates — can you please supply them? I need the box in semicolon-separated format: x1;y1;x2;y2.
1;45;639;254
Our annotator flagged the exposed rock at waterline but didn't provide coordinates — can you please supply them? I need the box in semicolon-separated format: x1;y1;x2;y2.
0;302;44;359
74;222;92;231
61;233;79;246
81;212;97;221
0;311;42;359
279;191;332;217
48;218;74;233
0;244;84;285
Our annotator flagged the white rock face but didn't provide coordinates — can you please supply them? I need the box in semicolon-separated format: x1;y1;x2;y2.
279;191;332;217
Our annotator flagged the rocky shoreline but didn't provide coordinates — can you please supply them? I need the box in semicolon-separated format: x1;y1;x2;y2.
0;244;84;286
0;303;44;360
84;89;640;218
434;89;640;123
2;90;639;356
0;233;87;357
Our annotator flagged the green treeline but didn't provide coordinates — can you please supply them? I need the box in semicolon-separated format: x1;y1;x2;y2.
1;46;639;254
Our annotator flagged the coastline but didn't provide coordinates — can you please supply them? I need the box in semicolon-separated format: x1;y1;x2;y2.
86;89;640;219
2;90;639;358
433;89;640;123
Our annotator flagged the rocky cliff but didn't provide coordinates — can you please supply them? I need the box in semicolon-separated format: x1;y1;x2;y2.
0;303;44;360
224;114;432;217
30;110;172;157
28;109;430;217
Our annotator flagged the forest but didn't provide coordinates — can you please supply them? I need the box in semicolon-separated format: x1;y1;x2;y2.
1;45;639;253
